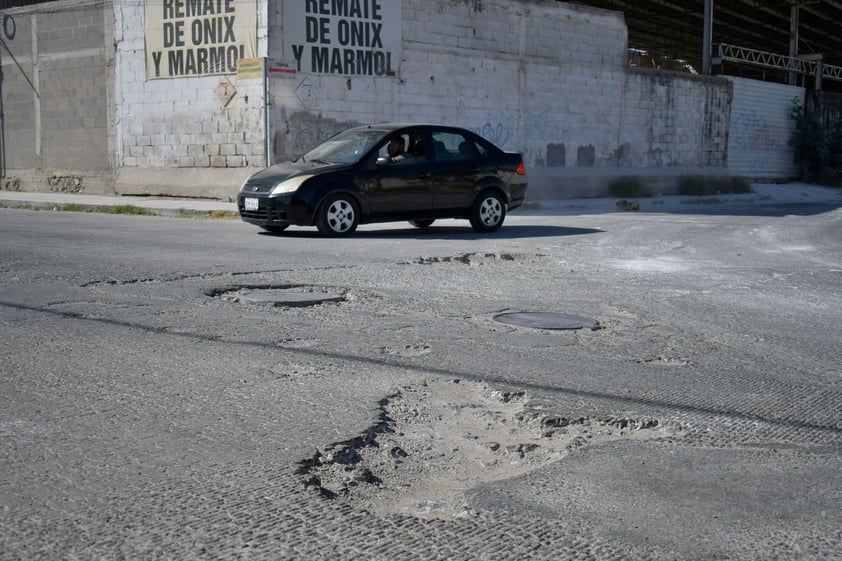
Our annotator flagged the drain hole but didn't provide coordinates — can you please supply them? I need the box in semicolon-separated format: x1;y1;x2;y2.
206;285;346;307
494;312;600;331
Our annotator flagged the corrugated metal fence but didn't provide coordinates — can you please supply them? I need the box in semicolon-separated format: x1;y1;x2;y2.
726;76;804;180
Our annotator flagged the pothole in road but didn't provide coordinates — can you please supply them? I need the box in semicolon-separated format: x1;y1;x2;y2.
401;252;549;266
298;379;684;519
494;311;601;331
205;284;347;307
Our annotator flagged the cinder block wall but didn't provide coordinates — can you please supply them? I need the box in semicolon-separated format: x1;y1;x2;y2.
110;0;266;197
2;0;735;199
267;0;733;199
0;0;114;194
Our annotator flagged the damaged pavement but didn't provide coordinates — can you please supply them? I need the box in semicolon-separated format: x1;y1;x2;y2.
1;199;841;560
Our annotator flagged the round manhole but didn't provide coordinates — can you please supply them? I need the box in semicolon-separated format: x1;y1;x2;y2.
494;312;600;331
208;285;346;307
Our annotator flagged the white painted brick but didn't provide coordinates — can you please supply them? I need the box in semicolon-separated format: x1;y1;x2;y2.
108;0;730;177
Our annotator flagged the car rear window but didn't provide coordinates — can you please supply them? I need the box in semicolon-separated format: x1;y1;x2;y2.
431;131;487;161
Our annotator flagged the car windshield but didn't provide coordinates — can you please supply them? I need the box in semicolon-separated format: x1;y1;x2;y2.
299;129;387;164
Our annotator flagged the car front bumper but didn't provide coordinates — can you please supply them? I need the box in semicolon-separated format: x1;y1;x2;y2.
237;193;314;227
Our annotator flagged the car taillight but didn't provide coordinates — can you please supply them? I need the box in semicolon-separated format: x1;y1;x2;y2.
516;161;527;175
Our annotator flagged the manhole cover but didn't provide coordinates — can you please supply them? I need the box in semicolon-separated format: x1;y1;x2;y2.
494;312;600;331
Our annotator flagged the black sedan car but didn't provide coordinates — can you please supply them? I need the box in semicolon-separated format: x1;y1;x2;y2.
238;123;528;236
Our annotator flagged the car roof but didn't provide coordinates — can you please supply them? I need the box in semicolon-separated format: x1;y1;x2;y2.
347;123;465;133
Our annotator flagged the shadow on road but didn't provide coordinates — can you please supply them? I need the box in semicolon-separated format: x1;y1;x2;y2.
260;225;603;240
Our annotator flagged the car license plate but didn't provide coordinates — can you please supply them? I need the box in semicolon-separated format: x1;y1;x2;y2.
244;197;259;211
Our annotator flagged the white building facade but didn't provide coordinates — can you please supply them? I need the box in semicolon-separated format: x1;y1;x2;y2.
1;0;800;199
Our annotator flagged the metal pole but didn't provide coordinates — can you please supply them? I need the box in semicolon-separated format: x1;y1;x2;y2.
815;60;823;91
258;0;270;167
789;4;799;86
264;58;270;167
703;0;714;75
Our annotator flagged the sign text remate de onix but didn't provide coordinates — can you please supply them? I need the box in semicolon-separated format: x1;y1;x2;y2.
283;0;402;77
145;0;257;79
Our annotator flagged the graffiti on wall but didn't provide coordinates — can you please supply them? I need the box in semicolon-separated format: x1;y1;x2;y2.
274;112;358;161
730;109;791;174
731;110;788;152
468;122;512;148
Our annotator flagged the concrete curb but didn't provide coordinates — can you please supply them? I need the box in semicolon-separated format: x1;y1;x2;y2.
1;183;840;218
0;192;238;217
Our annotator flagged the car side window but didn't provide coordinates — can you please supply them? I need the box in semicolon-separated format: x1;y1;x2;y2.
377;131;428;164
431;131;483;161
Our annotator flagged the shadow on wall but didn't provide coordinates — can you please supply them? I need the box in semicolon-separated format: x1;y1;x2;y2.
1;15;39;180
0;18;8;177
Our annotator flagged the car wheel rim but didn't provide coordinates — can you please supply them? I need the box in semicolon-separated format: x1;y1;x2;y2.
327;200;354;232
479;197;502;226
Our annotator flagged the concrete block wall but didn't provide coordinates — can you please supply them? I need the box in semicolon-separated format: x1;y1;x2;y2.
111;0;266;197
266;0;731;199
2;0;740;199
0;1;113;193
268;1;629;161
619;70;732;168
2;12;37;172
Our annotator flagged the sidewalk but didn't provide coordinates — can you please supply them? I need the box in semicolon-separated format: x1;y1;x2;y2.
525;182;842;215
0;191;237;217
1;183;840;217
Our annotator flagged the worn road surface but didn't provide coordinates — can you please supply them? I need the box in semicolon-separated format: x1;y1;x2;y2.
1;198;840;560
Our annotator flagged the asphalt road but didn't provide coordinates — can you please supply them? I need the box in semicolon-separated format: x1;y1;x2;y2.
1;201;840;560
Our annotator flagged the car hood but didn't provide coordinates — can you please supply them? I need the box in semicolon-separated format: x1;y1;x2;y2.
247;161;347;183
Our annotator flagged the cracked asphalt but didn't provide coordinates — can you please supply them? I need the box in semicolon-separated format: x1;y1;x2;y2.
1;197;841;560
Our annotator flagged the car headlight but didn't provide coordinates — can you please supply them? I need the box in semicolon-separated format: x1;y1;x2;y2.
271;175;312;195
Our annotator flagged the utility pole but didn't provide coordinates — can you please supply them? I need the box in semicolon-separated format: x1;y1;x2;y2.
703;0;714;75
789;3;799;85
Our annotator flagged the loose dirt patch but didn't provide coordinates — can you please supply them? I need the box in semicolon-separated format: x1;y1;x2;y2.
401;252;548;266
299;379;683;519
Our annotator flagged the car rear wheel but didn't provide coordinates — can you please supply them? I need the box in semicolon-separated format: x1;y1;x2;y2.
409;219;435;228
317;194;359;237
470;191;506;232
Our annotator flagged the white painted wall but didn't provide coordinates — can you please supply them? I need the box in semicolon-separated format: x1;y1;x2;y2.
112;0;268;196
109;0;735;199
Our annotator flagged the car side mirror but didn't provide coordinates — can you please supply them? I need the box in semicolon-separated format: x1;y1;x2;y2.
375;156;394;167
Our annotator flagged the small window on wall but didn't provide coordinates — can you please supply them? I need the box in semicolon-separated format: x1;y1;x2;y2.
431;131;483;161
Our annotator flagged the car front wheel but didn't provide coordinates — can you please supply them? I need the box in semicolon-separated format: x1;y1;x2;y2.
470;191;506;232
317;194;359;236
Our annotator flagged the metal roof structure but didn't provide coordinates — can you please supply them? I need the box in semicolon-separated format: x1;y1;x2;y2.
569;0;842;91
3;0;840;89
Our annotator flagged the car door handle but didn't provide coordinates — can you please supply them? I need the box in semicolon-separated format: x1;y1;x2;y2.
417;172;431;179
